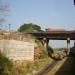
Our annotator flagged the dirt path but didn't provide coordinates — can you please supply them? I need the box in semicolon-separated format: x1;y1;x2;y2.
47;56;75;75
35;60;60;75
35;55;75;75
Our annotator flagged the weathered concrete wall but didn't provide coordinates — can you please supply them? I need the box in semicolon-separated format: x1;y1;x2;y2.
0;39;34;61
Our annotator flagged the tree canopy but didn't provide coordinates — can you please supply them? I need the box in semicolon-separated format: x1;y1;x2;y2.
18;23;42;32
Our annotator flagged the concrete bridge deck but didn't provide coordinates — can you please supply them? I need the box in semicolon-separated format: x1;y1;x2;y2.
25;31;75;40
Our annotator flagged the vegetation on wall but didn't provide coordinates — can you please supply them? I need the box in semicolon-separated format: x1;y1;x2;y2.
35;39;48;59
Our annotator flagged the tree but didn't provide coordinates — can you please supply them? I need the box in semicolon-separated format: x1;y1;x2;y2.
0;0;10;30
18;23;42;32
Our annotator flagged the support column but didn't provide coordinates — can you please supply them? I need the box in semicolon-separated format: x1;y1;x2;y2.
74;40;75;47
44;38;49;50
67;37;70;55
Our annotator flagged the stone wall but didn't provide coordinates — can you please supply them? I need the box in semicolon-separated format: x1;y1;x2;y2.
0;39;34;61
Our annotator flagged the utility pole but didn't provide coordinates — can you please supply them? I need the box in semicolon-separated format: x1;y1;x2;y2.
0;24;1;31
0;24;3;31
8;24;11;39
8;24;11;32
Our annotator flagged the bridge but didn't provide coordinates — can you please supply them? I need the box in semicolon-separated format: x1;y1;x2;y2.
25;31;75;55
26;31;75;40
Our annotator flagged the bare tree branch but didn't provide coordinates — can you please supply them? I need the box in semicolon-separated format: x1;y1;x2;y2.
0;18;6;23
0;0;10;24
0;4;9;12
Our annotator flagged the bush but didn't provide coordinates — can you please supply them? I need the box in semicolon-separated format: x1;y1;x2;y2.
47;46;54;57
0;51;12;75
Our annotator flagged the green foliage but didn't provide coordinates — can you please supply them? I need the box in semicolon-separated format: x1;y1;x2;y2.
18;23;42;32
47;46;54;52
35;39;48;58
10;58;52;75
47;46;54;55
33;58;52;72
0;51;12;75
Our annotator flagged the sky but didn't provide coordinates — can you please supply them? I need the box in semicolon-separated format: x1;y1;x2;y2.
0;0;75;48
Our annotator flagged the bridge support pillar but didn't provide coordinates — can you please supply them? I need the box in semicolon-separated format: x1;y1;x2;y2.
67;38;70;55
44;38;49;50
74;40;75;47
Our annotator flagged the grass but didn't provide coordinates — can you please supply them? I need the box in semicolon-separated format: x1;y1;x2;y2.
10;57;53;75
0;51;12;75
34;57;53;71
